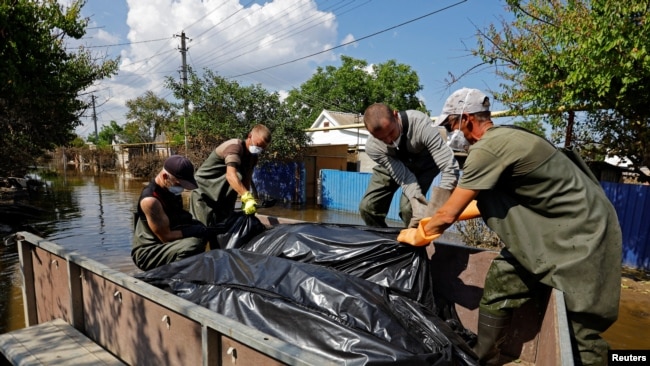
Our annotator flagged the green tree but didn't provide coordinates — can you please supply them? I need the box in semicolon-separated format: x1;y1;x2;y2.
86;120;123;147
0;0;118;176
472;0;650;169
285;56;426;128
166;68;309;162
123;91;178;149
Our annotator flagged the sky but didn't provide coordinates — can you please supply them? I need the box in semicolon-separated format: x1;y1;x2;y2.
69;0;513;137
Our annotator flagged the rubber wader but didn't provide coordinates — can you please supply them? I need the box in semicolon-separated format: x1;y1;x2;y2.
474;310;512;365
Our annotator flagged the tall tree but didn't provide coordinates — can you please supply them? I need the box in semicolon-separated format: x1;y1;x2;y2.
472;0;650;169
0;0;118;175
123;91;178;149
87;120;124;147
166;68;309;162
285;55;426;128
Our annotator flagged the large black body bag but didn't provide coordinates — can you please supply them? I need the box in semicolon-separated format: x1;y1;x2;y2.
138;218;478;365
237;221;436;309
136;248;477;365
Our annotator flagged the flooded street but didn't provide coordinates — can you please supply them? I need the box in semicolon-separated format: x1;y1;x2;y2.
0;169;648;352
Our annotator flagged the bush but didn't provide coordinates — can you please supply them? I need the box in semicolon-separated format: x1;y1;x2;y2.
128;154;166;180
455;218;504;250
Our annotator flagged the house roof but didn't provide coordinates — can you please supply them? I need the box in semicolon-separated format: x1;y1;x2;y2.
307;110;369;148
308;110;364;130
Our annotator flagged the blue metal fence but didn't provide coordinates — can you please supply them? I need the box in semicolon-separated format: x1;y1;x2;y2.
255;166;650;270
319;169;441;222
601;182;650;270
253;162;305;203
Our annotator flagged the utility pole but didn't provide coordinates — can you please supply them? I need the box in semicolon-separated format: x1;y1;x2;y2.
91;95;98;141
175;31;190;154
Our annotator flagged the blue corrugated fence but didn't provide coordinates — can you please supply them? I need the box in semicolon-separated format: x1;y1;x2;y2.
319;169;442;222
601;182;650;270
255;166;650;270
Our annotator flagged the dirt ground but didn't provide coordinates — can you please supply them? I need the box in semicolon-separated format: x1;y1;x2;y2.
602;267;650;350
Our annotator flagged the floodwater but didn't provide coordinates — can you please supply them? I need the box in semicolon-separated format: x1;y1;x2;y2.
0;169;400;335
0;169;648;352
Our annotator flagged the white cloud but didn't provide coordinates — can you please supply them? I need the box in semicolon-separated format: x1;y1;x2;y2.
94;29;120;44
78;0;342;135
341;33;357;48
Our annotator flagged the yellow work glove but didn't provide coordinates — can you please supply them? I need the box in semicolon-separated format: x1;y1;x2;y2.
397;218;440;246
241;191;257;215
241;191;255;203
243;200;257;215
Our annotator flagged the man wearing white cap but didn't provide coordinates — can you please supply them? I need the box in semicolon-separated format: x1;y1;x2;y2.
416;88;622;365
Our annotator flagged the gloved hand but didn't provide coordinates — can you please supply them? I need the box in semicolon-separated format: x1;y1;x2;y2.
397;218;441;246
425;187;453;217
408;194;429;228
242;199;257;215
180;223;208;238
241;191;257;215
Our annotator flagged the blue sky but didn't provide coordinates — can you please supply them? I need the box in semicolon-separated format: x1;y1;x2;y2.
71;0;513;137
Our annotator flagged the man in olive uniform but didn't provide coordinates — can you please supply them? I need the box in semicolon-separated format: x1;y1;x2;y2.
132;155;209;271
421;88;622;366
189;124;271;227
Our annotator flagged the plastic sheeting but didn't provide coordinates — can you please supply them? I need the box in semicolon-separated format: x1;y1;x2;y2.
136;217;478;365
239;221;436;309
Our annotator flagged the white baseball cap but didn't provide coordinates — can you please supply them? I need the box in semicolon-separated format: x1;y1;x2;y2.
433;88;491;127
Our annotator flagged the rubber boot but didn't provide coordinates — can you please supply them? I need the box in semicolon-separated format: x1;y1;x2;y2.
474;310;511;365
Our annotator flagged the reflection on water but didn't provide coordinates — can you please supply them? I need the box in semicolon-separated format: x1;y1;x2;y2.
26;171;146;272
0;168;394;334
0;170;147;333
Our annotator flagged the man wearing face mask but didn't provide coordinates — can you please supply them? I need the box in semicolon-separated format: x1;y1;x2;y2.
189;124;271;227
132;155;209;271
359;103;459;228
419;88;621;366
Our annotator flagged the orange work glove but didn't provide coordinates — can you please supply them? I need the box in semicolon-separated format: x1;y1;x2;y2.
459;200;481;220
397;217;440;246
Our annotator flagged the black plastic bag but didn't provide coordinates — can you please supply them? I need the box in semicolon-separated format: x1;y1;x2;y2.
240;223;435;310
209;212;267;249
136;249;478;366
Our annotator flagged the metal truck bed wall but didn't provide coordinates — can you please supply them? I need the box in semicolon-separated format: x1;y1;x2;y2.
16;216;573;365
427;242;573;365
16;230;336;366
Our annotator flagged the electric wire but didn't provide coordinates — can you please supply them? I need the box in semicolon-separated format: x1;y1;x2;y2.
79;1;465;134
229;0;467;78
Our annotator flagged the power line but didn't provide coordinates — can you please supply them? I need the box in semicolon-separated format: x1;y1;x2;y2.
229;0;467;78
79;37;170;49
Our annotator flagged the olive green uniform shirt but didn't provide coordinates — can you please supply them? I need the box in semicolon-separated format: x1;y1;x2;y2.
189;139;257;226
460;126;622;320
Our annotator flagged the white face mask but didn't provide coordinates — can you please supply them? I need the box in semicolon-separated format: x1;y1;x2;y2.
387;134;400;149
446;89;471;152
447;129;469;152
168;185;184;195
249;145;263;155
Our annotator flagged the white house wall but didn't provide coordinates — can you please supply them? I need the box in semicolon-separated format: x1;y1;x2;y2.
310;129;368;147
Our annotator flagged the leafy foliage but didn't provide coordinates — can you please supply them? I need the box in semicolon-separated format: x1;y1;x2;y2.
166;69;309;163
285;56;426;129
123;91;177;150
86;120;124;147
473;0;650;169
0;0;118;176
